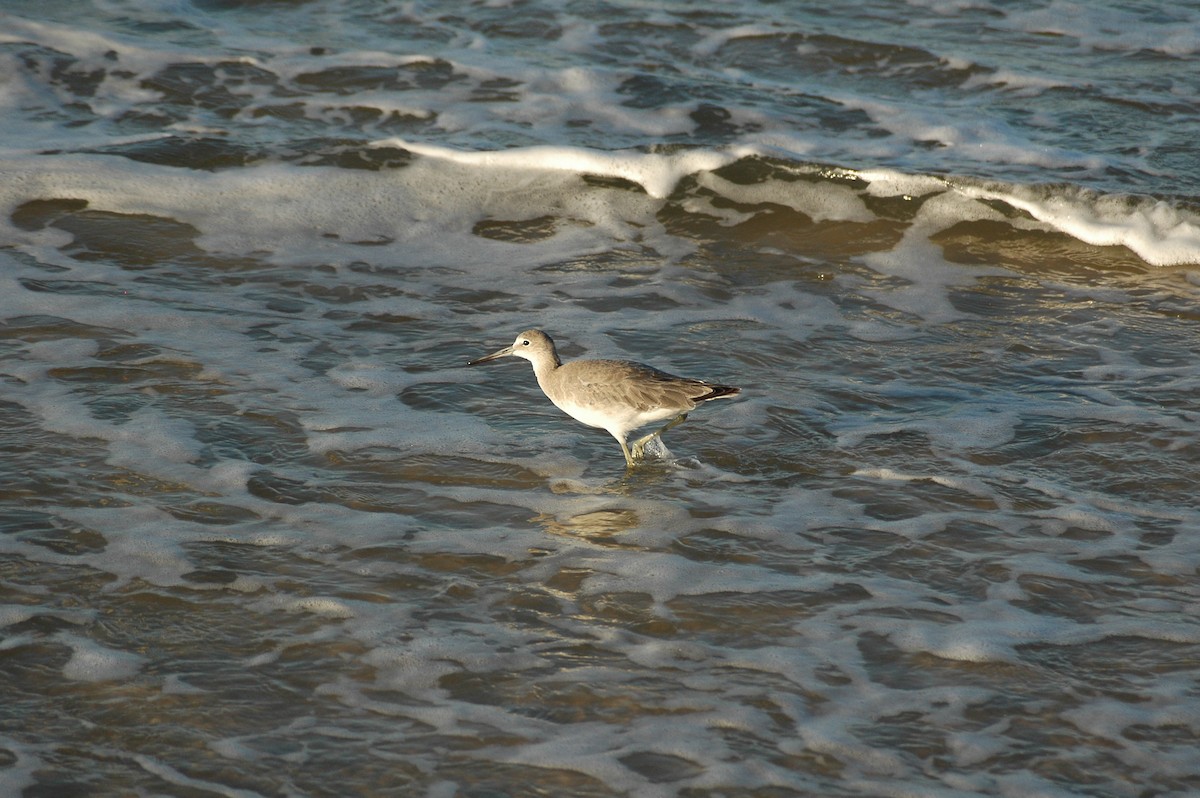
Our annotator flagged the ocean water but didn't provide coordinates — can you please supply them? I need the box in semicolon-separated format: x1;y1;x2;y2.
2;1;1199;796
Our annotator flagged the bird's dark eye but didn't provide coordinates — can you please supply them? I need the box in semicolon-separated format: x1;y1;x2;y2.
521;340;530;346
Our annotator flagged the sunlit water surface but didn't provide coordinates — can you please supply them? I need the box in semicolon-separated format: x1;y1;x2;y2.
2;1;1199;796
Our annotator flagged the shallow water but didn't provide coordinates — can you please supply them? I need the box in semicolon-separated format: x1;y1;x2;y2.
2;1;1200;796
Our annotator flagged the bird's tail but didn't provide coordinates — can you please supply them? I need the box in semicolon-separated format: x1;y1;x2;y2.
698;384;740;402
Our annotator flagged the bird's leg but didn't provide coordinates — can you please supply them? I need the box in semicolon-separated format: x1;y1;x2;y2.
630;413;688;461
618;437;637;468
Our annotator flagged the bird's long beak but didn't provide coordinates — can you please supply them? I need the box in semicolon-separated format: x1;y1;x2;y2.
467;344;514;366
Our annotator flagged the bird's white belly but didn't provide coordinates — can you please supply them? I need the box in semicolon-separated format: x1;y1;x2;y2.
553;399;675;436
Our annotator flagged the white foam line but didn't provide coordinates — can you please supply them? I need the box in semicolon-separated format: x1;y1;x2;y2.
134;754;267;798
385;140;739;199
957;184;1200;267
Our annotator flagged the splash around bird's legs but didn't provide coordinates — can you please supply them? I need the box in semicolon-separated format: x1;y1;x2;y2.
628;413;688;464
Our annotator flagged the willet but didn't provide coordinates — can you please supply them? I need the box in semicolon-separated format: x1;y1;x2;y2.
468;329;740;466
